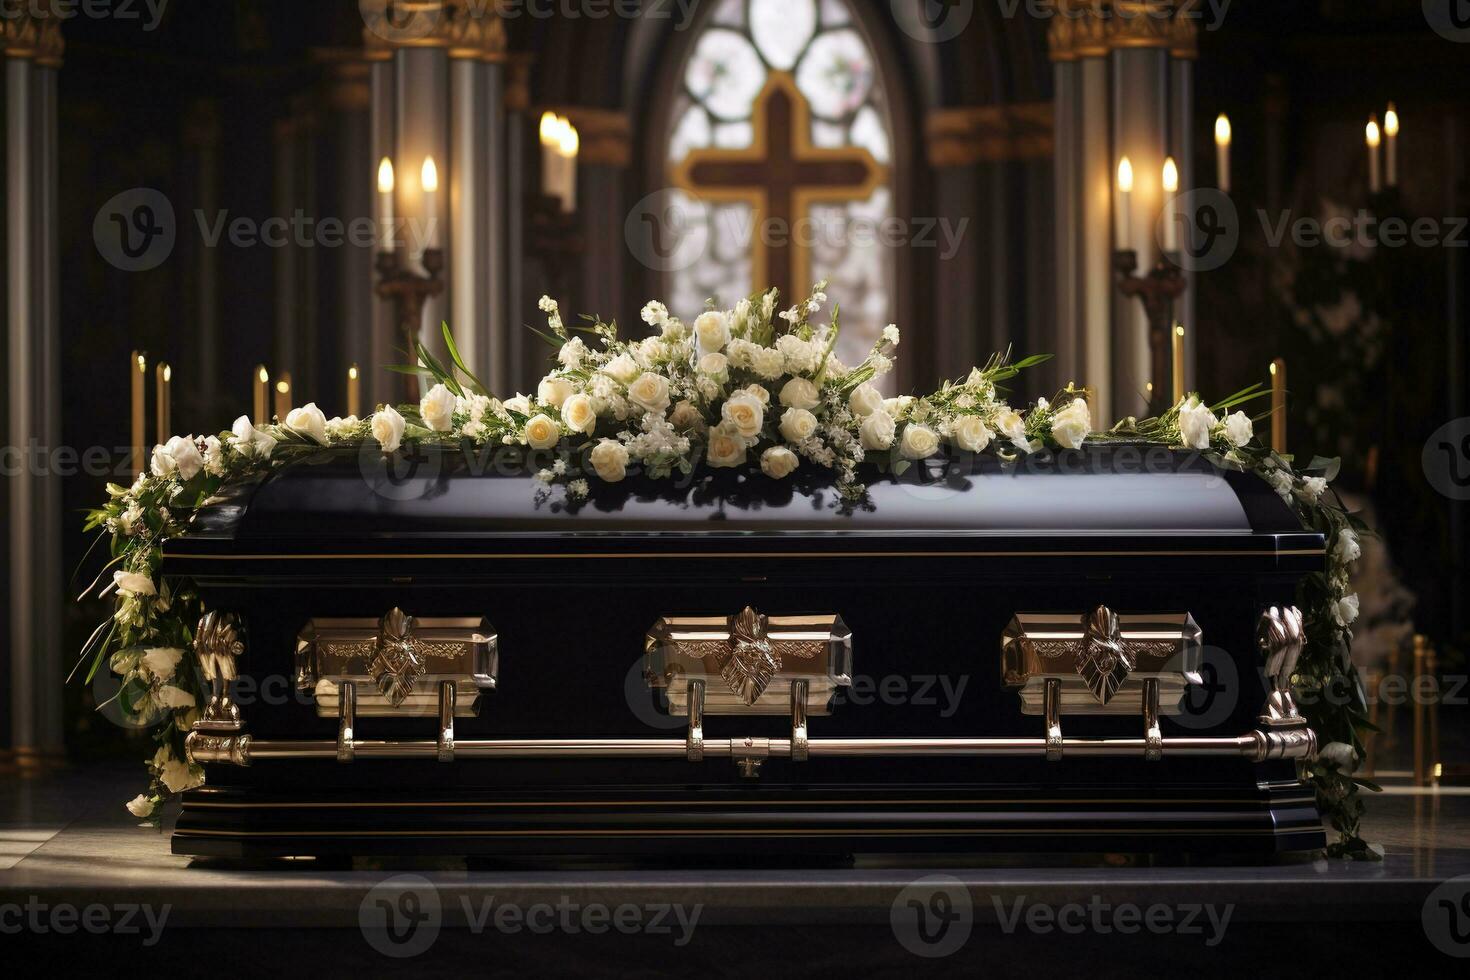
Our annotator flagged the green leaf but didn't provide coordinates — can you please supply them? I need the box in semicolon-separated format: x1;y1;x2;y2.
441;322;491;397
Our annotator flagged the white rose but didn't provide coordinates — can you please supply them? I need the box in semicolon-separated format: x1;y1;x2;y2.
742;384;770;406
141;647;183;681
1050;399;1092;450
1333;593;1360;627
752;347;785;380
561;393;598;434
1301;476;1329;502
372;405;406;453
600;354;641;385
722;392;765;439
848;383;883;417
126;795;154;818
859;410;896;451
156;685;195;709
706;425;746;468
200;435;226;475
589;439;629;482
697;352;728;380
113;569;155;596
1223;410;1254;448
503;393;533;416
1177;397;1217;450
1333;529;1361;564
229;415;276;459
1319;741;1357;772
628;372;672;414
419;383;457;432
1267;468;1294;500
779;407;818;443
693;310;730;354
523;413;561;450
996;408;1034;452
285;403;328;443
779;377;821;411
900;423;941;460
776;334;819;374
883;395;914;418
760;446;800;479
951;415;992;453
157;435;204;480
160;759;202;794
537;375;574;408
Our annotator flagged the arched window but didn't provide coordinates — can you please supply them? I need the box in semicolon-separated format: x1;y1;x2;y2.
661;0;895;371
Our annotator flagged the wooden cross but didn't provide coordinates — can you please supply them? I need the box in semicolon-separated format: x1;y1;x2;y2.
671;72;888;304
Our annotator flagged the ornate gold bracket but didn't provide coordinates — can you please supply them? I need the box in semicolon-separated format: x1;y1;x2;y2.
195;611;245;732
1257;605;1307;727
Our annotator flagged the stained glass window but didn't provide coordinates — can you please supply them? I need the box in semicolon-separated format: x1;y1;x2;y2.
662;0;896;375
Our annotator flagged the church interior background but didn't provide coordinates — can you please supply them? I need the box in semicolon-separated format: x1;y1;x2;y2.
0;0;1468;962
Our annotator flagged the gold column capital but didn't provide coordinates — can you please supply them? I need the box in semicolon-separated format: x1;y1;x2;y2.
1046;0;1200;61
1;13;65;67
360;0;508;62
1109;0;1176;51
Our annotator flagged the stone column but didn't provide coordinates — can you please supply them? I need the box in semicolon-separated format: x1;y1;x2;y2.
3;15;64;770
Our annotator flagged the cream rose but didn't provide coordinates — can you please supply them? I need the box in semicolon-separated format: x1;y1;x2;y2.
1177;396;1217;450
229;415;277;459
951;415;992;453
760;446;799;479
1333;593;1360;627
900;423;940;460
141;647;183;681
859;410;896;451
996;408;1034;452
126;795;154;818
284;402;328;443
160;759;202;794
523;413;561;450
502;394;532;416
113;569;155;596
779;377;821;411
693;310;730;354
1223;410;1253;448
372;405;406;453
1333;528;1361;564
722;392;765;439
848;383;883;417
561;393;598;434
628;372;672;414
419;383;456;432
706;424;746;468
779;407;818;443
151;435;203;480
601;353;640;385
742;384;770;406
1050;399;1092;450
589;439;629;482
752;347;785;380
537;375;574;408
883;395;915;418
697;352;728;380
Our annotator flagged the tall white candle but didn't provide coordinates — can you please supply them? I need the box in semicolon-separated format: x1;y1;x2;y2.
377;156;395;251
1214;114;1231;194
1116;156;1133;251
539;111;561;204
421;155;439;249
1384;104;1399;188
1161;156;1179;253
1366;116;1381;194
558;120;579;214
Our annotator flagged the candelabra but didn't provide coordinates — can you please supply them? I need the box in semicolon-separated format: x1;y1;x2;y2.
375;248;444;403
1114;250;1187;416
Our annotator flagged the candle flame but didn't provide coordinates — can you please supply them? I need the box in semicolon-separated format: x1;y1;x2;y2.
348;365;359;380
421;155;439;193
136;354;147;372
558;121;579;157
257;365;268;384
1175;325;1185;339
1117;156;1134;193
1385;104;1399;137
539;110;561;146
1366;116;1381;148
1162;156;1179;194
161;364;171;383
1269;361;1278;377
1214;114;1231;146
377;156;394;194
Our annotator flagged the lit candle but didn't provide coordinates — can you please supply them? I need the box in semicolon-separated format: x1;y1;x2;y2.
347;364;361;419
1171;325;1185;404
1270;358;1287;453
420;155;439;250
539;111;562;204
558;119;579;214
1384;103;1399;188
377;156;395;252
1214;114;1231;194
253;365;269;425
155;362;171;446
274;373;292;422
130;351;146;479
1366;115;1381;194
1116;156;1134;251
1161;156;1180;252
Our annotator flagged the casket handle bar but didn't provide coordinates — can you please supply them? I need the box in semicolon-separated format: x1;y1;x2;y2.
333;678;457;764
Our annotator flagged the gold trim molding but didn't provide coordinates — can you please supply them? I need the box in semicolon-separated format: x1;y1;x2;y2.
361;0;508;62
1;12;64;67
1047;0;1197;62
927;103;1054;166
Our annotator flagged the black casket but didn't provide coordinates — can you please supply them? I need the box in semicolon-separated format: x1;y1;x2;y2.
165;444;1326;857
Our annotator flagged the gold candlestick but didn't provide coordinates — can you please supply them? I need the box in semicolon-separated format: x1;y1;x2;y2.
1270;358;1287;453
130;351;147;479
155;363;172;445
253;365;269;425
274;372;292;422
1171;325;1185;404
347;364;361;418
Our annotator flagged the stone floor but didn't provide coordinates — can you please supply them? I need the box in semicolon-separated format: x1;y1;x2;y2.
2;765;1469;972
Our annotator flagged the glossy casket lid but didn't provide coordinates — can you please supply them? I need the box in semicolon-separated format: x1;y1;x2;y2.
163;445;1318;561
